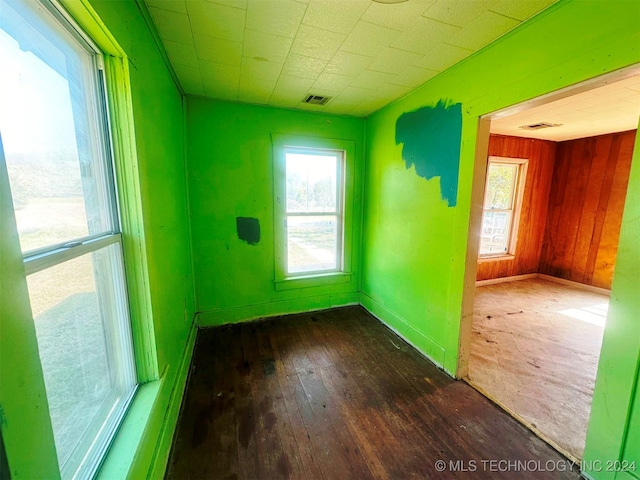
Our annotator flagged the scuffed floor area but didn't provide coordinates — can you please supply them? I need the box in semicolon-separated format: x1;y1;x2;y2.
467;278;608;460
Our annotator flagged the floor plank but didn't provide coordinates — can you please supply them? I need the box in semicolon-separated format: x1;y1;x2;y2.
168;306;580;479
467;278;606;460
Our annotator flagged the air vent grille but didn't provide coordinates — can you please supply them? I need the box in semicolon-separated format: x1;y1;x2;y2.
519;122;562;130
303;94;331;105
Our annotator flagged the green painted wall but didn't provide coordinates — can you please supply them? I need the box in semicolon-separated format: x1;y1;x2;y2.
583;117;640;480
361;0;639;472
186;98;365;326
0;0;195;478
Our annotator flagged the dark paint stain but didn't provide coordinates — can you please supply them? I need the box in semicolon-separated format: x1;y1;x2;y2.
236;216;260;245
236;359;251;376
264;411;277;431
238;404;254;449
395;100;462;207
277;454;292;477
262;357;276;376
191;408;210;447
507;310;524;315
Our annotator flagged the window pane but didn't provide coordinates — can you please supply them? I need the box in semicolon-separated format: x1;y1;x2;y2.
286;152;337;213
0;0;115;253
287;215;338;273
484;164;517;209
479;211;512;255
27;244;136;477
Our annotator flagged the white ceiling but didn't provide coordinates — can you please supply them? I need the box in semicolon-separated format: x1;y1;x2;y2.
491;75;640;141
144;0;558;116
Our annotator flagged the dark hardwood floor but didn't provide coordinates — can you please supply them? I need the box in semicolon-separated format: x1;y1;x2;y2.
167;306;580;479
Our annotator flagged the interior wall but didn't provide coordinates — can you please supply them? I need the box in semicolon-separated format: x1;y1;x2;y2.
539;130;636;289
186;97;365;326
362;0;639;376
476;134;556;281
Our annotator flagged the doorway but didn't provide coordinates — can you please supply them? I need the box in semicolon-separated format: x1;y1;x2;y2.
459;66;640;461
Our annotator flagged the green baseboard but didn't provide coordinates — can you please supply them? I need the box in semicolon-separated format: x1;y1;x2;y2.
359;292;447;372
197;292;361;326
148;320;198;479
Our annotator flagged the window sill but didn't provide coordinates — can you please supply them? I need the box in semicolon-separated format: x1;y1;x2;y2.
275;272;353;290
478;254;515;262
96;379;161;479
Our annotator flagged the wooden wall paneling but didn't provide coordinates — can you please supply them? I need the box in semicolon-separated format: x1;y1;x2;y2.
591;132;635;288
538;141;571;277
581;135;621;285
560;138;596;277
569;136;613;283
540;130;635;289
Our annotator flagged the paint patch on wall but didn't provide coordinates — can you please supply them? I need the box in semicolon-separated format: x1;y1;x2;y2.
236;217;260;245
395;100;462;207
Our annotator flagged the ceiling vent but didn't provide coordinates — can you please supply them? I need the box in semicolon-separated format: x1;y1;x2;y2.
303;94;331;106
519;122;562;130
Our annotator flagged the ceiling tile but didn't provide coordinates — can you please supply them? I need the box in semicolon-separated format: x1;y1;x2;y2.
324;50;373;77
391;17;460;54
290;25;346;60
186;2;245;42
163;39;198;67
193;33;242;66
322;97;360;114
312;72;353;93
340;21;402;58
446;11;519;51
246;0;308;39
423;0;499;28
172;63;204;94
302;0;369;34
243;30;293;64
337;85;377;103
368;48;424;74
361;0;435;31
238;77;276;104
275;75;315;92
207;0;247;8
412;42;472;71
241;57;283;81
145;0;559;116
351;70;397;89
271;75;315;106
490;0;557;21
145;0;187;15
148;7;193;43
199;61;241;84
390;65;438;87
375;82;413;101
282;54;327;78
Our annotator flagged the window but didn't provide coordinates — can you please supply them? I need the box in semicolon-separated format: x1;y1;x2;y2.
0;0;137;478
273;135;355;287
479;157;527;257
285;148;344;275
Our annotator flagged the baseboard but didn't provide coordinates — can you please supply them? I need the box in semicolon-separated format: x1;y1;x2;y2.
475;273;538;286
476;273;611;296
536;274;611;296
148;320;198;479
197;292;361;327
359;292;448;373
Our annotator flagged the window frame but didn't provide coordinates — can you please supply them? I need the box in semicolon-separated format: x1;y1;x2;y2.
1;0;138;476
0;0;159;477
272;134;355;290
478;156;528;259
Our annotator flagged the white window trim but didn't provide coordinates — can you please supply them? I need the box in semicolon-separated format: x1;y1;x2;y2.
272;134;355;290
478;156;528;259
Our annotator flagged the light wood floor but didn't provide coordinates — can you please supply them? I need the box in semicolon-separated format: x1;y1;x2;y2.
168;306;579;479
467;278;607;460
